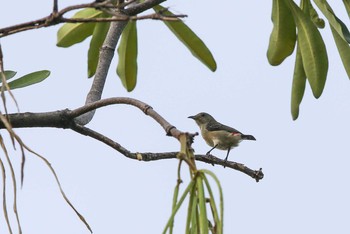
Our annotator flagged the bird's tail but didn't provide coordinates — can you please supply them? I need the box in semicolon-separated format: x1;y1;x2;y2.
242;134;256;140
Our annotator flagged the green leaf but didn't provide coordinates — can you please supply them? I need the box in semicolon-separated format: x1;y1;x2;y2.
343;0;350;18
185;184;197;234
2;70;50;90
196;173;208;234
169;181;181;234
267;0;296;65
57;8;102;48
88;13;111;78
0;71;17;82
153;5;217;72
285;0;328;98
162;179;196;234
117;21;138;92
201;169;223;234
330;25;350;79
201;174;221;234
313;0;350;43
291;45;307;120
307;1;325;28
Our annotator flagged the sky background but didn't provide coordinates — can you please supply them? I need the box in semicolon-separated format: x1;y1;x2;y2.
1;0;350;233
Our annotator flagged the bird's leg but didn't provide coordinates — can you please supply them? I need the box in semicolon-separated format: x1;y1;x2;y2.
223;148;231;168
206;144;218;155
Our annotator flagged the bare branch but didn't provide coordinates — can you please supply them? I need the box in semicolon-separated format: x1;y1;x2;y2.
71;123;263;182
0;97;264;181
61;13;186;23
53;0;58;13
124;0;166;15
0;1;106;37
0;0;175;38
71;97;181;138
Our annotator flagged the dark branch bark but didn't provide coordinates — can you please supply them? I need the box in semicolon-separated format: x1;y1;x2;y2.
0;98;264;182
0;0;170;38
71;123;263;182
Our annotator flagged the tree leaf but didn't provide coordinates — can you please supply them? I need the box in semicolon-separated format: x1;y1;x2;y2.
57;8;102;48
313;0;350;43
291;45;307;120
267;0;296;65
2;70;50;90
201;170;223;234
153;5;217;72
286;0;328;98
88;14;111;78
162;179;196;234
343;0;350;18
0;71;17;82
116;21;138;92
306;0;325;28
330;25;350;79
196;174;208;234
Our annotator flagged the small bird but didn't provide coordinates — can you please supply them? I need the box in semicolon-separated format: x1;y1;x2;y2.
188;112;256;165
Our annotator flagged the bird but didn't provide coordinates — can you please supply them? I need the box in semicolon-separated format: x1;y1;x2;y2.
188;112;256;165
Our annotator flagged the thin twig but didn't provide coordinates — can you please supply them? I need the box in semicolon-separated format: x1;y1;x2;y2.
0;0;184;37
0;135;22;233
0;155;13;234
53;0;58;13
61;13;185;23
13;132;93;233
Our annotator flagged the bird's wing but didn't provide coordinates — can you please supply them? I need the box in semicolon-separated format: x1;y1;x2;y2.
206;121;242;134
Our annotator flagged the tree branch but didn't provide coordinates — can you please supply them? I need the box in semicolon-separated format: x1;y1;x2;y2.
0;97;264;182
76;0;167;125
0;1;110;37
72;123;263;182
0;0;174;38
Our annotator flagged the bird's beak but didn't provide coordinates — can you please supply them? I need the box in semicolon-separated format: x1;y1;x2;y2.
188;115;195;119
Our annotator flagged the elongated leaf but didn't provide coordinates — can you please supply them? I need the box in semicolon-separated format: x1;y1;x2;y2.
2;70;50;90
307;0;325;28
343;0;350;18
185;184;197;233
88;14;111;78
153;5;217;72
190;200;199;234
196;174;208;234
169;181;180;234
117;21;138;92
201;174;221;234
0;71;17;82
162;179;196;234
267;0;296;65
330;25;350;79
291;45;307;120
201;169;223;234
313;0;350;43
57;8;102;47
285;0;328;98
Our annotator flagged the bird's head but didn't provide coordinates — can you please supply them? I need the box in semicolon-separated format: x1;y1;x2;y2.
188;112;215;126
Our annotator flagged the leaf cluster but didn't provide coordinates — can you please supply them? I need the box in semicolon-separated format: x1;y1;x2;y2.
163;134;223;234
56;5;216;92
267;0;350;120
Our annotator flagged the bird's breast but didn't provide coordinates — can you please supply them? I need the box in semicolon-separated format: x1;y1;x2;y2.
201;127;242;150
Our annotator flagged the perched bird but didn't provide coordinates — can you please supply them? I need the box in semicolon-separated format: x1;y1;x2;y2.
188;112;256;164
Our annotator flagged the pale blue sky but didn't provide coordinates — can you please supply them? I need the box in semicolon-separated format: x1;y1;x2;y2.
1;0;350;233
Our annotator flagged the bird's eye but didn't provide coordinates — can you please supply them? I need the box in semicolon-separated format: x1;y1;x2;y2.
201;113;205;117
